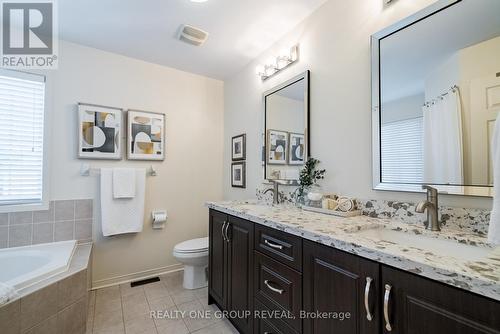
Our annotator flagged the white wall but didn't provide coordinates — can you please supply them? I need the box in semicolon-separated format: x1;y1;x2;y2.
223;0;492;210
47;41;224;287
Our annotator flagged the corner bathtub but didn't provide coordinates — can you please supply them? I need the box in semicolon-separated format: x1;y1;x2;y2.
0;240;77;291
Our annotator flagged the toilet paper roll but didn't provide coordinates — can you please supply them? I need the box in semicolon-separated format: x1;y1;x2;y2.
152;210;167;229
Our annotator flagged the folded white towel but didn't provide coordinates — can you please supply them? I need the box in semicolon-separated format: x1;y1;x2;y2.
101;168;146;237
0;282;18;306
112;168;136;199
488;117;500;246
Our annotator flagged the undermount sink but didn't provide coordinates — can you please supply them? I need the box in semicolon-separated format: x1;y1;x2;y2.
356;228;491;262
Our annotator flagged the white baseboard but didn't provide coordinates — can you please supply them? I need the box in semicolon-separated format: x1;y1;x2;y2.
92;264;184;290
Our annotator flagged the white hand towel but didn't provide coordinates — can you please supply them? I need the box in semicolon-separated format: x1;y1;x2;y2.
101;168;146;237
0;282;18;306
113;168;136;198
488;117;500;245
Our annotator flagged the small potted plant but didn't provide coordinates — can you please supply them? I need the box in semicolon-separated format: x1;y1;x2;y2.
294;158;326;206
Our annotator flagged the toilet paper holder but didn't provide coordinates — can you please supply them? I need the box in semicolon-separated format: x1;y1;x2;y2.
151;210;167;229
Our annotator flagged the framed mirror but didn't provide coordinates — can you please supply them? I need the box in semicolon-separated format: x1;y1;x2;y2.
264;71;310;183
371;0;500;197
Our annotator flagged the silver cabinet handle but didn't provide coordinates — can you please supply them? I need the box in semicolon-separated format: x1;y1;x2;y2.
364;277;373;321
221;221;227;242
264;239;283;250
384;284;392;332
264;280;284;294
224;222;230;242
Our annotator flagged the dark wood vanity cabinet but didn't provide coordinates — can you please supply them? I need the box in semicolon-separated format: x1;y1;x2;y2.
209;210;254;334
381;266;500;334
208;210;500;334
208;210;228;309
303;240;380;334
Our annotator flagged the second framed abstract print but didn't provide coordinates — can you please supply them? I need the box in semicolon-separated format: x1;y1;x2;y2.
127;110;165;161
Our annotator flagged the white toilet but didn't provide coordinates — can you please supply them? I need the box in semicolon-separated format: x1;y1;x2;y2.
173;237;209;289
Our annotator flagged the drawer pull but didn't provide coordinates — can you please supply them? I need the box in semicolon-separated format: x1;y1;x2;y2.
264;280;284;295
264;239;283;250
364;277;373;321
384;284;392;332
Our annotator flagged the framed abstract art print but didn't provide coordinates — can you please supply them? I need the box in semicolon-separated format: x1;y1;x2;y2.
127;110;165;161
77;103;123;160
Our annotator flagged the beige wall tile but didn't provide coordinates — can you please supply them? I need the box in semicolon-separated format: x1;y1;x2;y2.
54;221;74;241
57;297;86;334
22;315;57;334
33;202;55;223
9;212;33;225
20;283;58;332
75;200;93;219
58;269;87;310
54;200;75;221
0;226;7;248
0;300;21;334
0;213;8;226
33;223;54;245
9;225;32;247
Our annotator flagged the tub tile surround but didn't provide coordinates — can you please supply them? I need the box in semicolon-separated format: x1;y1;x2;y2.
207;200;500;301
0;244;92;334
256;186;491;234
0;199;94;249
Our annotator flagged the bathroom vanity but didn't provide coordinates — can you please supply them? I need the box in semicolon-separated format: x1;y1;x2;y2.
207;202;500;334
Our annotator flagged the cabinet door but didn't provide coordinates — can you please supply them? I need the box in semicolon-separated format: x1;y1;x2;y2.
381;265;500;334
303;240;380;334
208;210;228;309
227;216;254;334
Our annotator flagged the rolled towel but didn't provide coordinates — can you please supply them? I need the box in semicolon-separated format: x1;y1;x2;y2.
0;282;18;306
488;117;500;246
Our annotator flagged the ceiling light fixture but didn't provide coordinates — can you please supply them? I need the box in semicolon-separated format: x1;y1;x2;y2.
190;0;208;2
256;44;299;81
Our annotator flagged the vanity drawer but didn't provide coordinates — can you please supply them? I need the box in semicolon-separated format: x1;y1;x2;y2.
255;224;302;271
254;251;302;332
254;299;299;334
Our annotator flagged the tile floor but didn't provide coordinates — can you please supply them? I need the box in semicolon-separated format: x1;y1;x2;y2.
87;271;238;334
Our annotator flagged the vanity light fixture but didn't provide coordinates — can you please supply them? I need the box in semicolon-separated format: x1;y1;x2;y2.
256;44;299;81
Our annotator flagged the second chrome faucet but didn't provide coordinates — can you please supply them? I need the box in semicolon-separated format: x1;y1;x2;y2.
416;185;441;231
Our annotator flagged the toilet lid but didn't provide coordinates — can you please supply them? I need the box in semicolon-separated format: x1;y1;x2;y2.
174;237;209;253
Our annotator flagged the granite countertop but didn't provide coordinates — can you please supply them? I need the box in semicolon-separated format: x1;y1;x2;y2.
206;200;500;301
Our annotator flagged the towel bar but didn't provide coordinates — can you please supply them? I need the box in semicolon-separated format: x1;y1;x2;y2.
80;163;157;176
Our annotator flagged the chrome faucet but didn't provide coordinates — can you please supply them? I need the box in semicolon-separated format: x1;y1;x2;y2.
415;185;441;231
263;181;281;205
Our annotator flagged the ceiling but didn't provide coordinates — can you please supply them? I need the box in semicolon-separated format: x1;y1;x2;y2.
380;0;500;102
59;0;327;80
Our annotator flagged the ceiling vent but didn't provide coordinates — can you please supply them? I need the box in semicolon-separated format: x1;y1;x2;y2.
177;24;209;46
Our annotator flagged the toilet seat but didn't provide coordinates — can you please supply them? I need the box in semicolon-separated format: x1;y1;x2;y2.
174;237;208;254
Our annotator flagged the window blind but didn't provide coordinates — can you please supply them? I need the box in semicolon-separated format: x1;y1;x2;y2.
0;70;45;206
381;117;424;184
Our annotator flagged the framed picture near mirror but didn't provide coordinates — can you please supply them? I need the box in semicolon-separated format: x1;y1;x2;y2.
267;130;288;165
371;0;499;197
231;134;246;161
289;133;305;165
231;162;246;188
127;110;165;161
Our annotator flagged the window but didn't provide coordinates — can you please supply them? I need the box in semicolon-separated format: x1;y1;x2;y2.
381;117;424;184
0;70;46;206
